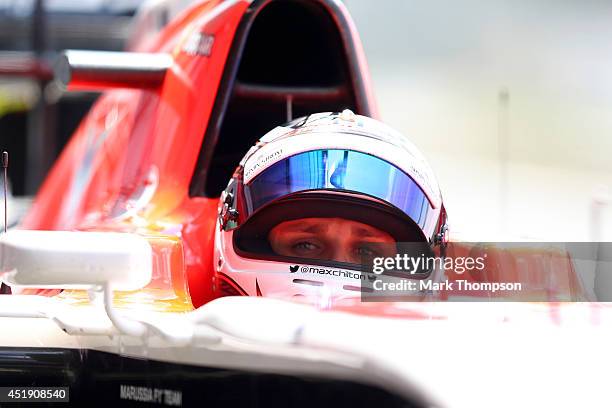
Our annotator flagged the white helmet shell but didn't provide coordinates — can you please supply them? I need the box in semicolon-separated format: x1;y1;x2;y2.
214;111;447;298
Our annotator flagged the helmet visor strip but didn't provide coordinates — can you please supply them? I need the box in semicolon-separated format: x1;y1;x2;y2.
243;149;435;235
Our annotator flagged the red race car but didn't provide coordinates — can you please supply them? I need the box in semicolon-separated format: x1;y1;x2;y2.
21;0;379;308
0;1;608;407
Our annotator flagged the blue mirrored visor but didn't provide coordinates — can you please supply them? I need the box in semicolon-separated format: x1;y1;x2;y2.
244;150;434;233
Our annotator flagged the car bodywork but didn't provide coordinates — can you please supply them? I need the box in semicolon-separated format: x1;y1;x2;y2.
20;0;377;308
0;1;610;407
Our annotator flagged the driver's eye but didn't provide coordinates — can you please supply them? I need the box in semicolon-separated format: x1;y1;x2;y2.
354;245;378;258
291;241;322;255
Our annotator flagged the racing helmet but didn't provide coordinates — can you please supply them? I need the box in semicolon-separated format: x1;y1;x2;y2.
213;110;448;298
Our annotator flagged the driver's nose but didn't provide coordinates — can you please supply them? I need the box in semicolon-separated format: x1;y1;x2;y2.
329;245;354;264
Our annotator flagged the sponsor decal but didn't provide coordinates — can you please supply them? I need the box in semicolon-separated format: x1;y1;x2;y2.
119;384;182;406
243;148;283;181
289;264;376;282
182;32;215;56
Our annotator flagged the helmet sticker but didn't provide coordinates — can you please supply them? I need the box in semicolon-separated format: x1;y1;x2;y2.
243;148;284;181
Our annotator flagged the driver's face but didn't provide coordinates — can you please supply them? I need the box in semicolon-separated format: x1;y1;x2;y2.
268;217;396;264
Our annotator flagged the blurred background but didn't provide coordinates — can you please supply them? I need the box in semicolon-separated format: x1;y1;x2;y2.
348;0;612;242
0;0;611;241
0;0;146;224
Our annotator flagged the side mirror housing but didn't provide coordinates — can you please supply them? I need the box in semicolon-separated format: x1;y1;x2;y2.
0;230;152;291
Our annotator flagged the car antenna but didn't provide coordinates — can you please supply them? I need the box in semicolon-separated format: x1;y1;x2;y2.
286;94;293;122
2;151;7;234
0;151;9;294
